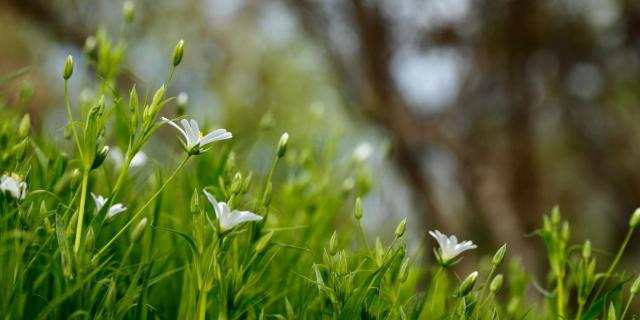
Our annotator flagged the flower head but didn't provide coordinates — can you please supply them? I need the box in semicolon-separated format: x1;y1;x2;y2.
0;173;27;200
91;193;127;221
203;189;262;231
162;117;232;155
429;230;477;266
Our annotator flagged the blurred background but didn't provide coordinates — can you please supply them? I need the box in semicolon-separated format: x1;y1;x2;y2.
2;0;640;273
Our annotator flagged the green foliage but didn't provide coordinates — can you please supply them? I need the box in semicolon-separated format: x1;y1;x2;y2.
1;8;640;320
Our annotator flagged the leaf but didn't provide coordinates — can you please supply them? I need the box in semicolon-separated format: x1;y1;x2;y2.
153;226;198;253
581;281;625;320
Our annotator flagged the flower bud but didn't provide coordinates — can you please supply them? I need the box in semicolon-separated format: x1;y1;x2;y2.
85;227;95;253
176;92;188;116
18;114;30;138
457;271;478;297
190;188;199;213
84;36;97;60
607;302;616;320
91;146;110;169
130;217;148;243
561;221;570;241
123;1;134;23
231;172;243;194
395;218;406;238
255;231;273;254
398;259;410;282
336;251;348;274
551;205;561;225
63;55;73;80
354;197;363;220
285;298;294;319
329;231;338;256
104;280;117;310
277;132;289;158
582;240;591;259
490;274;503;293
172;40;184;67
492;244;507;266
630;208;640;229
631;274;640;295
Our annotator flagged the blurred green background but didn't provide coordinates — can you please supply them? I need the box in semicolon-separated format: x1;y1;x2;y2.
2;0;640;274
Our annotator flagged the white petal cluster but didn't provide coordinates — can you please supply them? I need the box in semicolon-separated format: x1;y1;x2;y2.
91;193;127;220
162;117;232;155
203;189;262;231
109;147;149;169
0;173;27;200
429;230;477;265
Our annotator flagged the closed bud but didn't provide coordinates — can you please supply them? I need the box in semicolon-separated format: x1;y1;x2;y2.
543;215;551;232
630;208;640;229
551;205;561;225
64;125;72;140
336;251;348;274
63;55;73;80
398;259;410;283
492;244;507;266
84;36;97;60
190;188;199;213
18;114;31;138
85;227;95;253
607;302;616;320
285;298;294;319
255;231;273;253
458;271;478;297
329;231;338;256
129;217;148;243
104;280;117;310
172;40;184;67
71;169;82;186
39;201;47;217
562;221;570;241
395;218;406;238
91;146;110;169
123;1;134;23
231;172;243;194
354;197;363;220
241;172;253;193
490;274;503;293
276;132;289;158
631;274;640;295
262;182;272;207
582;240;591;259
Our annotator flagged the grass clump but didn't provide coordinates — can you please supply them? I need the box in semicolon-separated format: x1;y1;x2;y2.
1;5;640;319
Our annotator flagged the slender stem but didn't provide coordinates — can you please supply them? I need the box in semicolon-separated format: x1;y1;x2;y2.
575;300;585;320
73;170;89;252
593;227;634;300
358;221;371;253
93;155;190;260
197;290;207;320
621;292;635;320
428;267;444;316
64;80;83;160
556;271;565;318
475;265;496;318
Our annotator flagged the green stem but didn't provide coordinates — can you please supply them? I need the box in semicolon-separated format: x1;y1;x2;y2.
64;80;83;160
593;227;634;300
197;290;207;320
557;271;565;318
575;300;585;320
358;221;371;253
621;292;635;320
93;155;190;260
476;265;496;315
428;267;444;316
73;170;89;252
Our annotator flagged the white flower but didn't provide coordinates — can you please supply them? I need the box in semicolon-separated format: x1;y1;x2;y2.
353;142;373;162
0;173;27;200
429;230;477;265
109;147;148;169
162;117;232;155
91;193;127;220
203;189;263;231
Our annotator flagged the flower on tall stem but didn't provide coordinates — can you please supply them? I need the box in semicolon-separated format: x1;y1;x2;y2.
203;189;262;232
429;230;477;266
162;117;232;155
91;193;127;222
0;173;27;200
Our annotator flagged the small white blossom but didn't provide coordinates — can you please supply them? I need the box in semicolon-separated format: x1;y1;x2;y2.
429;230;477;265
109;147;148;169
0;173;27;200
203;189;262;231
353;142;373;162
91;193;127;220
162;117;232;155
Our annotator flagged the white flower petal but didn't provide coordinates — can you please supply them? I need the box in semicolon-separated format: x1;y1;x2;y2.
162;117;189;143
203;189;221;219
107;204;127;218
200;130;232;145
